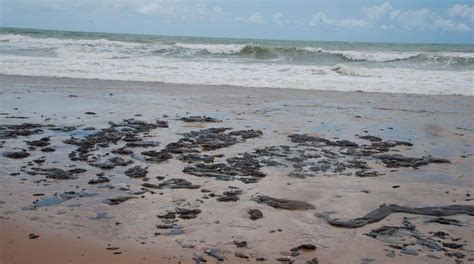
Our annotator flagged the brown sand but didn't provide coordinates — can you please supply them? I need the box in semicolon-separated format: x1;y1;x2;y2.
0;74;473;263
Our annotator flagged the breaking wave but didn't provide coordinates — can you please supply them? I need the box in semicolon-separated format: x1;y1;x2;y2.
172;41;474;64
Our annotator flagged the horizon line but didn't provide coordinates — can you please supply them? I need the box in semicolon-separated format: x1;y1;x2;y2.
1;25;473;46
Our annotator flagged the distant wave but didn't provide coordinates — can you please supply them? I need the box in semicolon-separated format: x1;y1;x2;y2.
0;34;141;48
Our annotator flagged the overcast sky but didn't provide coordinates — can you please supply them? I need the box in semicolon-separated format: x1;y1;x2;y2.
1;0;473;43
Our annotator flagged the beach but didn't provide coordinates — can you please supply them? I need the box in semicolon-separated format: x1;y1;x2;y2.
0;74;473;263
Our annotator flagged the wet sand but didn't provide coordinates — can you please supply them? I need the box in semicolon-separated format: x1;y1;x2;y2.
0;74;473;264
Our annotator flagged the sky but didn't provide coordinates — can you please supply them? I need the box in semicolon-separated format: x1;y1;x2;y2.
1;0;473;43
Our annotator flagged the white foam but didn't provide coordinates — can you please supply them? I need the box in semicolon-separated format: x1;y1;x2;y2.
434;52;474;59
337;50;420;62
307;47;474;63
330;65;372;77
306;47;421;62
1;53;472;95
174;43;247;54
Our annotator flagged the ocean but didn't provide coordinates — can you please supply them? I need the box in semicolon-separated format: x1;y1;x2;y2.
0;27;473;95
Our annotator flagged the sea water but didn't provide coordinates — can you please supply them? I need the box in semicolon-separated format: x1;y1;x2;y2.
0;27;472;95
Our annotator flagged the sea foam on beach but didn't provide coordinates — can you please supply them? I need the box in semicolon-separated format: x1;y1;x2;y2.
0;27;473;95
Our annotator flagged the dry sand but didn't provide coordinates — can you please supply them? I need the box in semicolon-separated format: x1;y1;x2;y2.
0;74;473;264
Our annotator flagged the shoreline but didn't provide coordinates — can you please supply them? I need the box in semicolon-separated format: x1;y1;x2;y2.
1;74;473;263
0;74;471;98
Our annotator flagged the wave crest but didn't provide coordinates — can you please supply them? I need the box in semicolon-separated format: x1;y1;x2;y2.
174;43;247;54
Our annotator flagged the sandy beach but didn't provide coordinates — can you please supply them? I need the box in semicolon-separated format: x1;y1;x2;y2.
0;74;473;264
